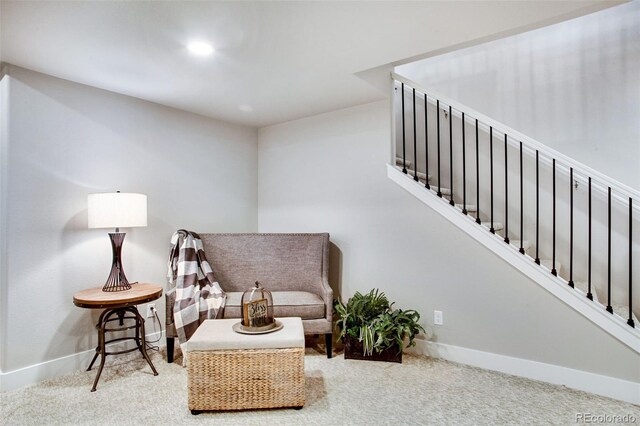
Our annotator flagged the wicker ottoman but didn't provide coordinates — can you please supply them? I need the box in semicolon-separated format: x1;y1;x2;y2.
187;317;305;413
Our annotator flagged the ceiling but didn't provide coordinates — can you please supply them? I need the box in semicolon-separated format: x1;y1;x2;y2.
0;1;620;128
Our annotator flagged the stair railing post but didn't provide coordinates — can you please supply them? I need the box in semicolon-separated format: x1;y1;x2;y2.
437;100;442;197
475;119;481;225
449;105;454;206
587;176;593;300
424;94;430;189
519;141;524;254
490;126;495;234
462;112;467;215
607;187;613;314
551;159;557;276
535;150;540;264
629;197;635;327
413;88;418;182
504;133;509;244
401;83;407;174
568;168;574;287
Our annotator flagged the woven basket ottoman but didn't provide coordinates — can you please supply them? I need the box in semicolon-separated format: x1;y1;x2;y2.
187;317;305;413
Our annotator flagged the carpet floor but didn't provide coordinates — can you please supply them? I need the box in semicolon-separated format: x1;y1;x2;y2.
1;344;638;426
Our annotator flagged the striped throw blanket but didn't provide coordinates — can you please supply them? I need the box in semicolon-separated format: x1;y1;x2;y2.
167;230;226;356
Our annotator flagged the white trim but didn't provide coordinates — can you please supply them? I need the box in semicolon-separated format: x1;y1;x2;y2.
388;165;640;353
0;73;10;377
407;339;640;405
0;331;164;392
391;72;640;201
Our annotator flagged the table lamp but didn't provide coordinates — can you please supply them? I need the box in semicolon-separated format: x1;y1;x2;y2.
88;191;147;292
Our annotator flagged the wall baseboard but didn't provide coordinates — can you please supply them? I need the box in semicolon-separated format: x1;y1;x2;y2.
2;329;637;405
407;339;640;405
0;331;164;392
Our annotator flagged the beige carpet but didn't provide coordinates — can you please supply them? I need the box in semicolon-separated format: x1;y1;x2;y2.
1;344;638;426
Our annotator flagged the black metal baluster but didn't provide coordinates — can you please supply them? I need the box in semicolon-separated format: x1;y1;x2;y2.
401;83;407;174
490;127;495;233
607;187;613;314
587;176;593;300
424;94;430;189
437;100;442;197
628;197;634;327
462;112;467;214
568;168;574;287
552;159;557;276
449;105;454;206
504;134;509;244
413;88;418;182
535;151;540;265
519;142;524;254
475;119;481;225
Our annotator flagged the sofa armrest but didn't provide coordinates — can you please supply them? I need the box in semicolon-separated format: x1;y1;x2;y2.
320;277;333;321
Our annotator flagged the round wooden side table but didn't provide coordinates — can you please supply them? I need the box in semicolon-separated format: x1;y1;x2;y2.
73;283;163;392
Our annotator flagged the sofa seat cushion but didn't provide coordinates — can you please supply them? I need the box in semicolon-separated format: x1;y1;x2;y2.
222;291;325;320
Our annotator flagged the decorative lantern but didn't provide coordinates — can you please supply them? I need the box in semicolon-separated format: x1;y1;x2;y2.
240;281;276;332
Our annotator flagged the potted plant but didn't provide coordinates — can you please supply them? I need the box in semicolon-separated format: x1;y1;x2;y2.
334;289;425;363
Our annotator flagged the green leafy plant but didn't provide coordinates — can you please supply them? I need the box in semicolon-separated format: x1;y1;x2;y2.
334;289;425;356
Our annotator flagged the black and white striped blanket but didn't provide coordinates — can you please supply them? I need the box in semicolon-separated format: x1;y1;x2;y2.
167;230;226;355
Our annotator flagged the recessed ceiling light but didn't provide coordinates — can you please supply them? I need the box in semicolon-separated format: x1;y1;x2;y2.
187;41;214;57
239;105;253;112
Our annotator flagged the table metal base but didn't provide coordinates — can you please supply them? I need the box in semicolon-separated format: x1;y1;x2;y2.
87;306;158;392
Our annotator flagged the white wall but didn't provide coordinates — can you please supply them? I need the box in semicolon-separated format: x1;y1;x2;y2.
258;100;640;382
396;2;640;190
0;66;258;375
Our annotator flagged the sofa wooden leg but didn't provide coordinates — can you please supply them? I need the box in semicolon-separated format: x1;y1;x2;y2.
167;337;175;363
325;333;332;359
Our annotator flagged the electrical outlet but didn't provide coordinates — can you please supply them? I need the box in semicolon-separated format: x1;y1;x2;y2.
434;310;443;326
146;304;155;318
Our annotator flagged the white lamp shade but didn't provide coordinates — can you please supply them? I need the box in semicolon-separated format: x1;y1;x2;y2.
88;192;147;229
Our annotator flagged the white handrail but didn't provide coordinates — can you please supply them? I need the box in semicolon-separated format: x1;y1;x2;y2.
392;72;640;203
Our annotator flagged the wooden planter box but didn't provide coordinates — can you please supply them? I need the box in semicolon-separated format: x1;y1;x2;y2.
343;336;402;363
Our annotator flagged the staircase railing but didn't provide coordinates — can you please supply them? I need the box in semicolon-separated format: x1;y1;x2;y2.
392;72;638;328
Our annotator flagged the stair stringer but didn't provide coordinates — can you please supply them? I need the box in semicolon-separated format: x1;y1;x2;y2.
388;164;640;354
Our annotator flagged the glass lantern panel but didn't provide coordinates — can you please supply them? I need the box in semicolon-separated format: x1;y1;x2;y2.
241;281;274;329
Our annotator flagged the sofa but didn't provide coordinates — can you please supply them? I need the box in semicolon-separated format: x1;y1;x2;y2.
166;233;333;362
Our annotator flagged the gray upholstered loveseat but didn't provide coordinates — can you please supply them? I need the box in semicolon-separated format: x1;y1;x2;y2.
165;233;333;362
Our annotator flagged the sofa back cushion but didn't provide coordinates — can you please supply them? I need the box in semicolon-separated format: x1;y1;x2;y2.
200;233;329;293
